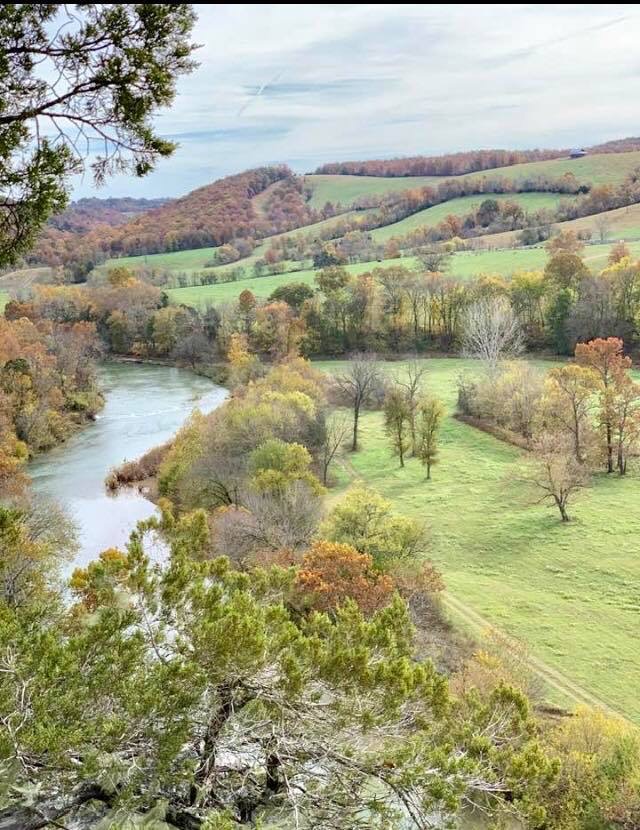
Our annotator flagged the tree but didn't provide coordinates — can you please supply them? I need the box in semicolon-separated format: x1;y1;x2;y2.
0;500;76;608
575;337;631;473
320;411;350;485
416;396;445;479
333;354;384;451
268;281;315;310
544;252;589;290
609;240;631;265
295;540;395;616
462;296;523;371
249;438;322;495
542;365;598;462
593;213;613;243
0;530;556;830
383;386;412;467
0;4;198;265
605;374;640;475
521;434;589;522
321;485;426;570
395;359;428;452
415;247;452;273
545;230;585;256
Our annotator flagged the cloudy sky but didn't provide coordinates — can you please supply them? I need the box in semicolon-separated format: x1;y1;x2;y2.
74;4;640;199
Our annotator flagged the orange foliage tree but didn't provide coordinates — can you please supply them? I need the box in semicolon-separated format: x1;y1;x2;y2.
295;540;395;616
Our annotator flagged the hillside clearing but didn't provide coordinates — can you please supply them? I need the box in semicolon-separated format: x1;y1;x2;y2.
304;173;442;208
370;192;566;243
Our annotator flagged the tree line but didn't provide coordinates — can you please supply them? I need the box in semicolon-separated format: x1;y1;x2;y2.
314;147;567;177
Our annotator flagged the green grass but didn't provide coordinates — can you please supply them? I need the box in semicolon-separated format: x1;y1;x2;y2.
305;152;640;210
168;239;640;308
167;257;418;307
0;291;8;312
370;192;566;243
457;151;640;187
304;174;441;209
314;357;640;721
100;210;382;281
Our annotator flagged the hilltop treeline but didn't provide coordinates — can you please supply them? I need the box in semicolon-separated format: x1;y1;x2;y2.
48;197;169;233
588;137;640;154
314;148;566;177
27;167;322;276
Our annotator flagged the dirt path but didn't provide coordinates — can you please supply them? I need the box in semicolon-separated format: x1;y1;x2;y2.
443;591;629;721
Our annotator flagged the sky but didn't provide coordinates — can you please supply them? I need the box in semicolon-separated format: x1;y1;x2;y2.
73;3;640;200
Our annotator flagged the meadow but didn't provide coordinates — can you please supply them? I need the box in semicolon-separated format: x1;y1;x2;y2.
456;150;640;187
304;173;441;208
369;192;566;243
0;291;8;311
166;238;640;308
315;356;640;721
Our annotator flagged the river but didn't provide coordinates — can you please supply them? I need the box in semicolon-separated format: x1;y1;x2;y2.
30;362;227;568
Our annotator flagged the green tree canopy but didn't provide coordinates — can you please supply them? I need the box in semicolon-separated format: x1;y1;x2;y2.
0;4;198;265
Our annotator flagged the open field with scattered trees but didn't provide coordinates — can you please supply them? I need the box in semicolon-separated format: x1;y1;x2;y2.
165;238;640;307
313;356;640;721
369;192;568;243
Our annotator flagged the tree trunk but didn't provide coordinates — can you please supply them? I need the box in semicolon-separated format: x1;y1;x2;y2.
606;422;614;473
352;405;359;452
557;499;569;522
426;461;431;480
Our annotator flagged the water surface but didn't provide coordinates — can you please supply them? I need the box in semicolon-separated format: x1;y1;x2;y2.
30;362;226;568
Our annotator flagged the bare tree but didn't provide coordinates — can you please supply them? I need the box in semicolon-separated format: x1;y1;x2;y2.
416;248;452;274
320;412;350;485
333;354;385;451
519;434;589;522
462;296;523;371
212;482;323;563
593;213;612;243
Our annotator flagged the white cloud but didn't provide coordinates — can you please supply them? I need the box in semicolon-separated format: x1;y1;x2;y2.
73;3;640;198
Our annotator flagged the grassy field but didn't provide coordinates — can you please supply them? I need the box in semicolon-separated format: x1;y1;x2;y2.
304;174;441;208
370;192;566;243
305;152;640;210
315;356;640;721
0;291;8;312
167;238;640;308
167;257;418;306
457;150;640;187
99;209;382;281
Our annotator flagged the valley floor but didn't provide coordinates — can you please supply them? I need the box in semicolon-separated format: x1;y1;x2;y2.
317;357;640;722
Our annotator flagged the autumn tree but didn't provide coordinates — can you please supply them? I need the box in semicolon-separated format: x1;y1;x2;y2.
575;337;631;472
383;386;412;467
542;365;598;462
333;354;385;451
416;395;445;479
605;373;640;474
609;240;631;265
0;4;198;265
295;540;395;616
521;434;589;522
546;230;585;256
